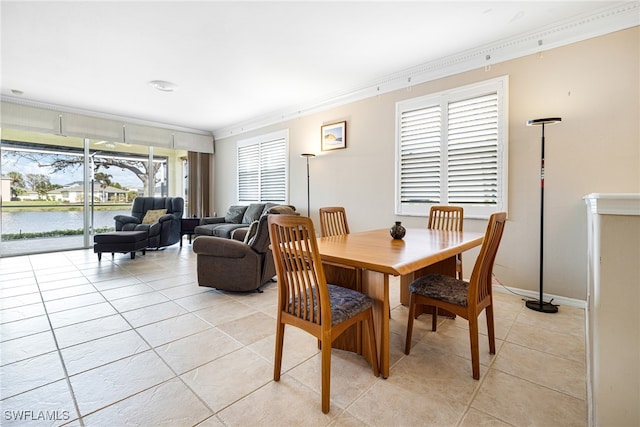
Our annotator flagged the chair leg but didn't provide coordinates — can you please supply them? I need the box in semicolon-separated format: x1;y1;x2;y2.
431;307;438;331
468;316;480;380
321;337;332;414
273;322;285;381
486;305;496;354
366;312;380;377
404;294;416;355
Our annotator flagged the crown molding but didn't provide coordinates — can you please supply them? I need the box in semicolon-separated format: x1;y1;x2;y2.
213;1;640;140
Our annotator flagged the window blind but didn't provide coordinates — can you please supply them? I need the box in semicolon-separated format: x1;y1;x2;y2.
447;93;499;205
1;100;214;153
259;138;287;202
399;105;441;204
237;130;288;203
396;77;507;218
238;143;260;202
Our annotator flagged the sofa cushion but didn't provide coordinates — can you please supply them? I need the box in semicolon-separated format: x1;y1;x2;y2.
266;205;296;215
230;227;250;241
193;224;216;236
212;223;248;238
242;203;266;224
225;205;248;224
261;202;278;216
142;209;167;224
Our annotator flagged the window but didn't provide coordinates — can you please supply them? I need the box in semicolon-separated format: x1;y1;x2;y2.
237;130;288;203
395;77;508;219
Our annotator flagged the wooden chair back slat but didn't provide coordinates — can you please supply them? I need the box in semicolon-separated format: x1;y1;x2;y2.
319;207;350;237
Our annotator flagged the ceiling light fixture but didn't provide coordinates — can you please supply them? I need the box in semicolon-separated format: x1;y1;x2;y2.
148;80;178;92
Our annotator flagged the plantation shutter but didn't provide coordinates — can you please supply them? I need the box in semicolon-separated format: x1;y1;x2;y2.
447;93;499;205
259;137;287;202
238;144;259;202
396;77;507;218
399;105;442;203
237;130;288;203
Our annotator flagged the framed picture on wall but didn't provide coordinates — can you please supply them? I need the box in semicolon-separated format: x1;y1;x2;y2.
321;121;347;151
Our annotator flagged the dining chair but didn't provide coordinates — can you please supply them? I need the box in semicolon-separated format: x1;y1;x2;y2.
428;206;464;279
319;206;350;237
268;214;379;413
317;206;387;318
405;211;507;380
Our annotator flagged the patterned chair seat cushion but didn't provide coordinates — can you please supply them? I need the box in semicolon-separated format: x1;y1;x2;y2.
409;274;469;307
291;284;373;326
327;284;372;325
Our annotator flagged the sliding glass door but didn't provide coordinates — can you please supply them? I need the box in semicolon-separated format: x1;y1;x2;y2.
1;130;87;255
1;129;187;257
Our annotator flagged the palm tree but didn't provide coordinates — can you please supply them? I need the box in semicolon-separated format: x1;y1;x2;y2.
94;172;113;202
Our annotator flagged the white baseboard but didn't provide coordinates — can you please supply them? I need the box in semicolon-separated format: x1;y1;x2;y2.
492;283;587;309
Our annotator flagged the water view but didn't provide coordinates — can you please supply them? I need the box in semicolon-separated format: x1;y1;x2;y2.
1;209;130;234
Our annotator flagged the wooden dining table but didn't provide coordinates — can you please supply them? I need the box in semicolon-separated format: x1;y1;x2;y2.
316;227;484;378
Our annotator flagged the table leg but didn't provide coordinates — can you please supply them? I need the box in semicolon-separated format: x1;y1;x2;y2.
323;263;391;377
323;263;384;371
323;263;363;354
362;269;390;378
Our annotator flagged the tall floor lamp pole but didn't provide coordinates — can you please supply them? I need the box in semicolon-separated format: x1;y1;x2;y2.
526;117;561;313
300;153;315;216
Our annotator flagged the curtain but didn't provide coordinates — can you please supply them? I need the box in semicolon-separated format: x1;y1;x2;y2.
187;151;213;217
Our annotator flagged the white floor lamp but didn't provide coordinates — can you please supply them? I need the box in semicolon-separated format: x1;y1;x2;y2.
300;153;315;216
526;117;561;313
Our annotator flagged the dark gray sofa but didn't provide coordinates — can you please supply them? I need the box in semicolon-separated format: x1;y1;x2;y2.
194;203;294;240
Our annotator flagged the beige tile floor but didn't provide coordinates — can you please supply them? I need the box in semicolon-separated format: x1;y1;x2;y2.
0;244;587;426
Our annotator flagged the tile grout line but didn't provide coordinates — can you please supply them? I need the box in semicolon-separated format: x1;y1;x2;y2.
78;257;222;423
3;248;588;426
455;304;521;427
33;253;210;423
28;254;86;427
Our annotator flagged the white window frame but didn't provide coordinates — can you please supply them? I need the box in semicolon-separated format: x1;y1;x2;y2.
237;129;289;204
395;76;509;219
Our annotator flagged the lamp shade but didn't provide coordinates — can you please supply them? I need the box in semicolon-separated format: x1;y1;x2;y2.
527;117;562;126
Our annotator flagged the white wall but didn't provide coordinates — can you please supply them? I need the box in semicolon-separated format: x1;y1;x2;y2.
585;194;640;426
213;27;640;301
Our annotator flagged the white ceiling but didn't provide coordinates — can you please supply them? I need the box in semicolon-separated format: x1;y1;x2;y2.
0;1;635;138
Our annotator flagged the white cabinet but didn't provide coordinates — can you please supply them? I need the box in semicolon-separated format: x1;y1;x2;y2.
584;193;640;427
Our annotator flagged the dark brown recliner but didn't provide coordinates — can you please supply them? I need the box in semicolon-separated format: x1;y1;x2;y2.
193;206;296;292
